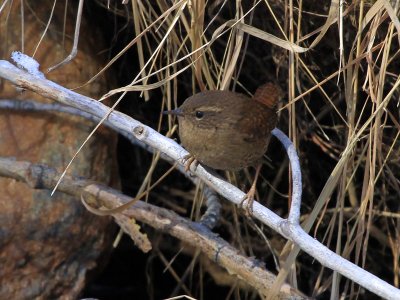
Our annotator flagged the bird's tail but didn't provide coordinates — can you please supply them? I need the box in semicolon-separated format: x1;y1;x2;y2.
253;82;283;109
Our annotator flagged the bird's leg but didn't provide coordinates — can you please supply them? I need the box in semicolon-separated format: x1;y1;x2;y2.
182;154;199;172
240;164;262;215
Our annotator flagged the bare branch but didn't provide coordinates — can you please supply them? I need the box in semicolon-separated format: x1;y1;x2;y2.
0;58;399;299
0;157;306;300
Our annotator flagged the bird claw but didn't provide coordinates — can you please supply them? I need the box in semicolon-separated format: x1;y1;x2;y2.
182;154;199;172
239;185;256;216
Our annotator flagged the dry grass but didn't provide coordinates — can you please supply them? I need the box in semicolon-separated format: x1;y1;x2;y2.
109;1;399;298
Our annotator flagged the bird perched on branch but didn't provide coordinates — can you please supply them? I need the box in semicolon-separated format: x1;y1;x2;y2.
165;82;281;213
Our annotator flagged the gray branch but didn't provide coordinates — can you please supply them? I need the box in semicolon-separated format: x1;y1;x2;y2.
0;57;399;299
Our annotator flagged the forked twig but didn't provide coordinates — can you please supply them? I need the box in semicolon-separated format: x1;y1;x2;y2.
47;0;84;72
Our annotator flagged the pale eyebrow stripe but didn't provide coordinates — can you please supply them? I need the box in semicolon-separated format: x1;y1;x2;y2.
197;106;223;112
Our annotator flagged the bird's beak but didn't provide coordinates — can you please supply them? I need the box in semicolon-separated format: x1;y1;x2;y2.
163;108;183;116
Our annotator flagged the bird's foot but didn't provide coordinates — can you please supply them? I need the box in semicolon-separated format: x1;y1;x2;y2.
239;165;262;216
239;184;256;216
182;154;199;172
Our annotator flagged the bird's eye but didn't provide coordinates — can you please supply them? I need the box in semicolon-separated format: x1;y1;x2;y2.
195;111;204;119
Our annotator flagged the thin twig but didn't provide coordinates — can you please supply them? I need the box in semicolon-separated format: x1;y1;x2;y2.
47;0;84;72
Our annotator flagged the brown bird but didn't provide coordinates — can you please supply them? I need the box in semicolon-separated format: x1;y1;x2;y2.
165;83;281;212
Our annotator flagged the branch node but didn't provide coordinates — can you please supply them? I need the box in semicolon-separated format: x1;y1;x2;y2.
133;125;146;139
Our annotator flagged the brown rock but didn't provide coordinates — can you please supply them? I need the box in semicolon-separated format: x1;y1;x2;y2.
0;1;117;298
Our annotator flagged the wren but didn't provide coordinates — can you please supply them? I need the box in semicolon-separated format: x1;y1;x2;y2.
166;83;279;170
165;83;280;212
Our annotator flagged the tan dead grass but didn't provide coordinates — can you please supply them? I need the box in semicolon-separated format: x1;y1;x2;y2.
89;0;400;298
